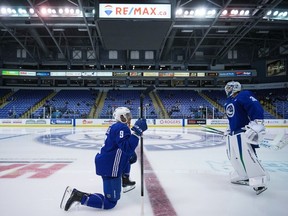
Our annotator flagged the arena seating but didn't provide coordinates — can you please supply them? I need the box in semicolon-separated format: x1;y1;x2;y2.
32;89;97;119
157;90;218;119
202;90;226;106
255;89;288;119
100;90;157;119
0;88;285;120
201;89;226;119
0;89;53;118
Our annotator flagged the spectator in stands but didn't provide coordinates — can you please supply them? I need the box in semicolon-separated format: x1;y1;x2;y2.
52;110;62;118
81;112;88;118
8;109;13;118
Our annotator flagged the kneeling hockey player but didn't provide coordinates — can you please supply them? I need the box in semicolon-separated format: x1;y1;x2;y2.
61;107;148;211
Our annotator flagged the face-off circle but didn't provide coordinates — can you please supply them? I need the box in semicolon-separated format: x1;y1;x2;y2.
36;128;225;151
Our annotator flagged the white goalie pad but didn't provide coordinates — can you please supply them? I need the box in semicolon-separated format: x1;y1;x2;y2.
249;176;269;188
226;133;268;187
226;136;248;180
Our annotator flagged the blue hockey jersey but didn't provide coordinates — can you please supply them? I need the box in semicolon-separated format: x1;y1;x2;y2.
95;121;139;177
224;90;264;133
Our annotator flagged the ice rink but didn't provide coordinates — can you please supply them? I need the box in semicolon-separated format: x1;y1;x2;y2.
0;126;287;216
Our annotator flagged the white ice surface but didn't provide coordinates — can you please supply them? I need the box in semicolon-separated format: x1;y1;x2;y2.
0;127;287;216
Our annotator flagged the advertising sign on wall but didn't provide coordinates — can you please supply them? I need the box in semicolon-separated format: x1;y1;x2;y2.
99;4;171;19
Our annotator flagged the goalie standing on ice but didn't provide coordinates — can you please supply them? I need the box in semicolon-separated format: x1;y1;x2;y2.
60;107;148;211
224;81;268;195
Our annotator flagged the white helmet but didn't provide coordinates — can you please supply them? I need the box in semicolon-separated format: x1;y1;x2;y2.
113;107;132;123
225;81;241;97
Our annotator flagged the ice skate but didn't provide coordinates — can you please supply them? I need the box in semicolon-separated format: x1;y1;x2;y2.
60;186;89;211
122;175;136;193
231;179;249;186
230;171;249;186
253;186;267;195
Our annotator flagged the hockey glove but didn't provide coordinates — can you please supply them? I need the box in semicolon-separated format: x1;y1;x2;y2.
244;120;265;144
131;118;148;137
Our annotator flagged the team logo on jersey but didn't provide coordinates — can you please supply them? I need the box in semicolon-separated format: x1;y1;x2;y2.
225;103;235;118
36;129;225;151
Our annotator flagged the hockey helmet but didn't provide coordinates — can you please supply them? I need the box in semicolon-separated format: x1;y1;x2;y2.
113;107;132;123
225;81;241;97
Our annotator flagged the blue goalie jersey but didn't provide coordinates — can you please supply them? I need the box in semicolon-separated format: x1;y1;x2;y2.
95;122;139;177
224;90;264;133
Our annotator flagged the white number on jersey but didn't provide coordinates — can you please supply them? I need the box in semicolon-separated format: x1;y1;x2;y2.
119;130;124;138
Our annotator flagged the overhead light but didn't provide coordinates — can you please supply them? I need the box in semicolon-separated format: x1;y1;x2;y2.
78;28;88;31
175;9;183;16
222;10;228;15
195;8;206;17
256;30;269;34
53;28;64;31
217;29;228;33
264;9;288;20
181;29;193;33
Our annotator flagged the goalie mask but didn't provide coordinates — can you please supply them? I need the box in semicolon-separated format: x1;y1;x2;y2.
113;107;132;124
225;81;241;97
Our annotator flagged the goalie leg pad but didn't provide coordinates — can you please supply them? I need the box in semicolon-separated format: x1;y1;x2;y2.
226;135;248;181
227;133;269;188
241;133;267;179
229;170;249;185
249;176;268;188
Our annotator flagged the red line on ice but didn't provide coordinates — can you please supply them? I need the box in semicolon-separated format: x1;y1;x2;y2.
139;149;177;216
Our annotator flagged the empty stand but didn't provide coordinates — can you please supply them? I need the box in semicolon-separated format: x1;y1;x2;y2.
0;89;53;118
100;90;157;119
32;89;97;119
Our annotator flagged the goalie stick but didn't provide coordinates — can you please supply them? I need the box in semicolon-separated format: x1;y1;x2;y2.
199;125;287;150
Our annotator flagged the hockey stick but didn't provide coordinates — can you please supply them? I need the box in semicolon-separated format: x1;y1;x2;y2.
199;125;224;135
140;85;156;197
199;125;287;150
201;128;224;135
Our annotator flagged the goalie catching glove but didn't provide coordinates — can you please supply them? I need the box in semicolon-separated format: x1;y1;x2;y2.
131;118;148;137
244;120;266;145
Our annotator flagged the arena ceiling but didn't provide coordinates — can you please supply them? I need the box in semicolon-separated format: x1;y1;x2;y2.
0;0;288;70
